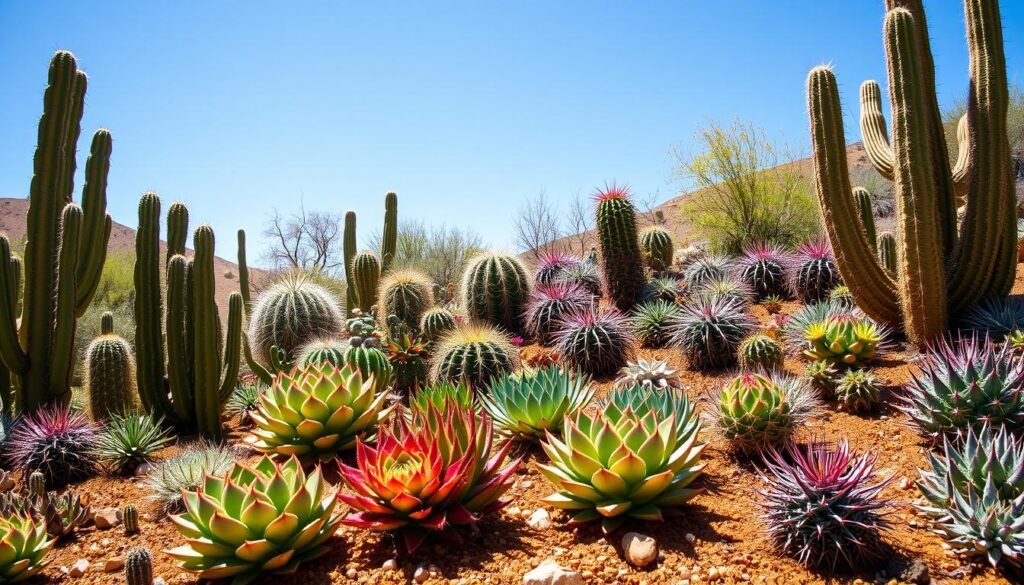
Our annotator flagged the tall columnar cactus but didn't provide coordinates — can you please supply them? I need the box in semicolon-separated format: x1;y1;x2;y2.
84;312;137;420
343;211;357;317
877;232;897;275
0;51;112;412
342;193;400;318
352;251;381;313
640;226;674;272
595;186;645;312
134;194;242;439
808;0;1016;344
854;188;877;249
460;252;531;333
381;191;398;273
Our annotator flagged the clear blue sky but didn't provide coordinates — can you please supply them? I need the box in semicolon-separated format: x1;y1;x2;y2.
1;1;1021;261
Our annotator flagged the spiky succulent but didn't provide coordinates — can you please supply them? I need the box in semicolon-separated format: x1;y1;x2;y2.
479;366;595;442
1008;329;1024;357
41;490;91;538
641;275;686;304
385;331;430;395
166;455;341;585
738;243;790;300
762;295;784;315
338;403;519;552
829;285;855;310
630;300;681;348
683;253;732;289
900;337;1024;440
553;306;635;377
759;440;891;569
696;274;754;307
788;240;841;304
250;362;392;463
834;370;882;414
601;385;699;443
419;307;457;341
935;481;1024;569
614;358;683;391
538;396;706;533
960;296;1024;341
225;381;264;424
797;312;885;367
669;296;755;371
737;333;785;371
556;261;603;298
523;282;593;345
430;323;520;388
93;413;174;474
534;251;584;286
803;360;839;397
5;405;98;487
713;372;818;452
408;380;474;415
145;441;237;513
0;511;54;583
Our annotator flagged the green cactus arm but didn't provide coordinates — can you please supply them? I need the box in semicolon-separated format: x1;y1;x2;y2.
243;336;274;386
858;81;896;182
191;226;223;440
854;187;877;249
60;69;86;206
100;311;114;335
948;0;1016;311
0;237;27;375
344;211;357;317
49;204;83;404
167;203;189;263
808;66;901;327
165;254;194;424
74;129;112;317
237;229;252;315
133;193;173;417
218;293;243;404
381;192;398;273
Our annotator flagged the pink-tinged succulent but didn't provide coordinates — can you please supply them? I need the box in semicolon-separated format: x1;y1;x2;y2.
788;240;842;303
523;281;593;345
337;402;519;552
534;251;585;286
554;306;635;376
738;242;792;300
6;405;98;487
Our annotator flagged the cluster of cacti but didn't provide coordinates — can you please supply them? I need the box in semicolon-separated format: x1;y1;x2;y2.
737;333;785;371
245;274;344;370
125;548;152;585
641;275;686;303
0;51;112;414
378;269;434;329
539;385;705;533
143;441;236;513
0;473;91;540
478;366;594;442
5;405;97;487
669;297;755;371
338;399;518;552
639;226;674;271
523;282;592;345
807;0;1016;344
834;369;882;414
713;372;817;452
351;251;381;313
534;250;584;285
788;241;841;304
460;252;531;332
900;336;1024;440
629;300;681;348
959;296;1024;340
166;456;342;583
553;306;635;376
84;312;137;420
92;413;173;474
340;193;399;316
759;440;891;568
250;362;392;463
430;323;520;388
614;358;683;391
135;195;243;439
419;307;457;340
595;186;646;312
683;254;732;289
738;243;790;300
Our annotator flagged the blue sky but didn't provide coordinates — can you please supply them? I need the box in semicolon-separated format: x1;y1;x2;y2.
1;1;1021;262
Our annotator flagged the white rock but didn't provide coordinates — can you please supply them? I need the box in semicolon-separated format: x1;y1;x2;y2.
345;568;357;579
684;533;696;543
69;559;90;578
153;578;167;585
382;559;397;571
523;559;584;585
622;532;658;567
527;509;551;530
134;462;151;477
414;565;429;583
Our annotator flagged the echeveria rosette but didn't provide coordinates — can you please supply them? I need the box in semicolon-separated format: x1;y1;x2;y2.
601;384;700;453
165;456;341;585
538;403;706;533
0;512;54;584
801;313;886;367
249;362;393;463
478;366;595;442
338;405;519;552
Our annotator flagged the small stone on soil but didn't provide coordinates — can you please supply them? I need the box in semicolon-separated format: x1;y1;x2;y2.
622;532;658;567
69;559;90;578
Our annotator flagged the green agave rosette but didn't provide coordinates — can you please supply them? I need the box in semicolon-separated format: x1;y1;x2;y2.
478;366;595;442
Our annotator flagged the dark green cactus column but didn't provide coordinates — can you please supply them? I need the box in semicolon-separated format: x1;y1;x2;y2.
236;229;273;385
381;192;398;274
124;548;152;585
595;187;645;312
192;226;223;439
352;251;381;313
134;193;172;417
343;211;357;317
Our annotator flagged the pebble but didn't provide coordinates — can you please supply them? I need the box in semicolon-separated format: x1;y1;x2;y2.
528;509;552;530
69;559;90;578
154;578;167;585
523;560;584;585
414;565;429;583
898;477;911;490
345;568;357;579
103;558;124;573
685;533;696;543
135;462;151;477
382;559;397;571
622;532;658;567
678;567;692;579
520;480;534;490
93;508;120;530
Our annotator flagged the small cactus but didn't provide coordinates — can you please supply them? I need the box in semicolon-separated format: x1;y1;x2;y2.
123;503;139;535
84;312;137;420
125;547;153;585
351;251;381;313
595;186;646;312
835;369;882;414
877;232;897;274
378;269;434;329
737;333;785;371
28;471;45;500
419;308;457;341
460;252;531;332
640;227;674;271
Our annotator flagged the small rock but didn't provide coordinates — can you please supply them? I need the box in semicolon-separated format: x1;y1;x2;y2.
622;532;658;567
69;559;90;578
520;480;534;490
528;509;552;530
414;565;429;583
103;558;124;573
685;533;696;543
93;508;120;530
678;567;692;579
382;559;397;571
899;559;930;584
507;507;522;517
707;566;721;582
135;462;151;477
523;559;584;585
154;578;167;585
345;568;357;579
899;477;911;490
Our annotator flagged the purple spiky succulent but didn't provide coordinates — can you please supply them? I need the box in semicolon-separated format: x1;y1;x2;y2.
788;240;842;304
534;251;584;286
523;281;593;345
759;439;892;569
6;405;99;487
554;306;635;376
738;242;791;300
669;296;755;370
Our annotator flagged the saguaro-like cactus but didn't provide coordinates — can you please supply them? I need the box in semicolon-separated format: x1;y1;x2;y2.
807;0;1015;344
595;186;645;312
460;252;530;332
352;251;381;313
0;51;112;412
342;192;400;317
343;211;357;317
134;195;242;439
381;191;398;273
84;312;137;420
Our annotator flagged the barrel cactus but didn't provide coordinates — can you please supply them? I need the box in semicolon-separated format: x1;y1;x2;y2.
713;372;818;453
124;547;152;585
419;307;457;340
460;252;531;333
430;323;520;388
553;306;635;377
683;254;732;289
737;333;785;371
670;297;755;371
378;269;434;329
738;243;790;300
534;251;584;286
524;282;592;345
84;312;137;420
556;261;603;298
343;342;394;393
789;240;842;304
296;338;348;368
595;186;646;312
835;369;882;414
640;226;674;271
351;251;381;313
247;275;345;369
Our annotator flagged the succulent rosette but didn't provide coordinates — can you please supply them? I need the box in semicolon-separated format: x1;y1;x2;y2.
338;403;519;552
0;511;54;583
538;400;706;533
249;362;392;463
479;366;595;442
714;372;818;452
800;313;886;367
165;456;341;585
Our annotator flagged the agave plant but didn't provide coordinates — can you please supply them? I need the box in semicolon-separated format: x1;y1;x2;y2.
713;372;818;453
225;381;264;424
408;380;474;415
523;282;593;345
145;441;237;513
669;296;755;371
534;251;584;286
959;296;1024;341
5;405;98;487
834;369;882;414
759;440;891;569
553;306;635;376
614;358;683;391
900;336;1024;440
641;275;686;304
93;413;174;474
250;362;392;463
696;274;754;307
338;403;519;552
538;399;706;533
737;243;790;300
166;455;341;585
683;253;732;289
479;366;595;442
629;300;681;348
935;481;1024;569
41;490;91;539
600;384;699;448
0;511;54;583
788;240;841;304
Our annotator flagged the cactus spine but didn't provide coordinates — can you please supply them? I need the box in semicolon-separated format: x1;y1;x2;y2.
134;195;242;439
343;210;357;317
854;187;877;249
125;547;152;585
595;187;645;312
85;312;137;420
352;251;381;313
381;192;398;273
0;51;112;412
460;252;531;333
123;503;139;535
640;227;674;271
808;0;1015;344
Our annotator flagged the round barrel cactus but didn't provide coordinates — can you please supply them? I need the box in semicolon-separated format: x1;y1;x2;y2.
553;306;635;377
247;275;345;367
343;343;395;393
297;338;348;368
84;312;137;420
534;251;584;286
789;240;841;303
714;372;818;452
738;243;790;300
460;252;531;333
430;323;520;389
524;282;592;345
378;269;434;329
737;333;785;371
669;297;755;371
640;226;674;271
419;307;457;340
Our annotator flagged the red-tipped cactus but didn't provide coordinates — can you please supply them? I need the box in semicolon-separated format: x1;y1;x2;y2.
554;306;635;376
595;185;646;312
534;251;584;286
524;282;592;346
738;242;791;300
6;405;98;487
788;240;842;304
